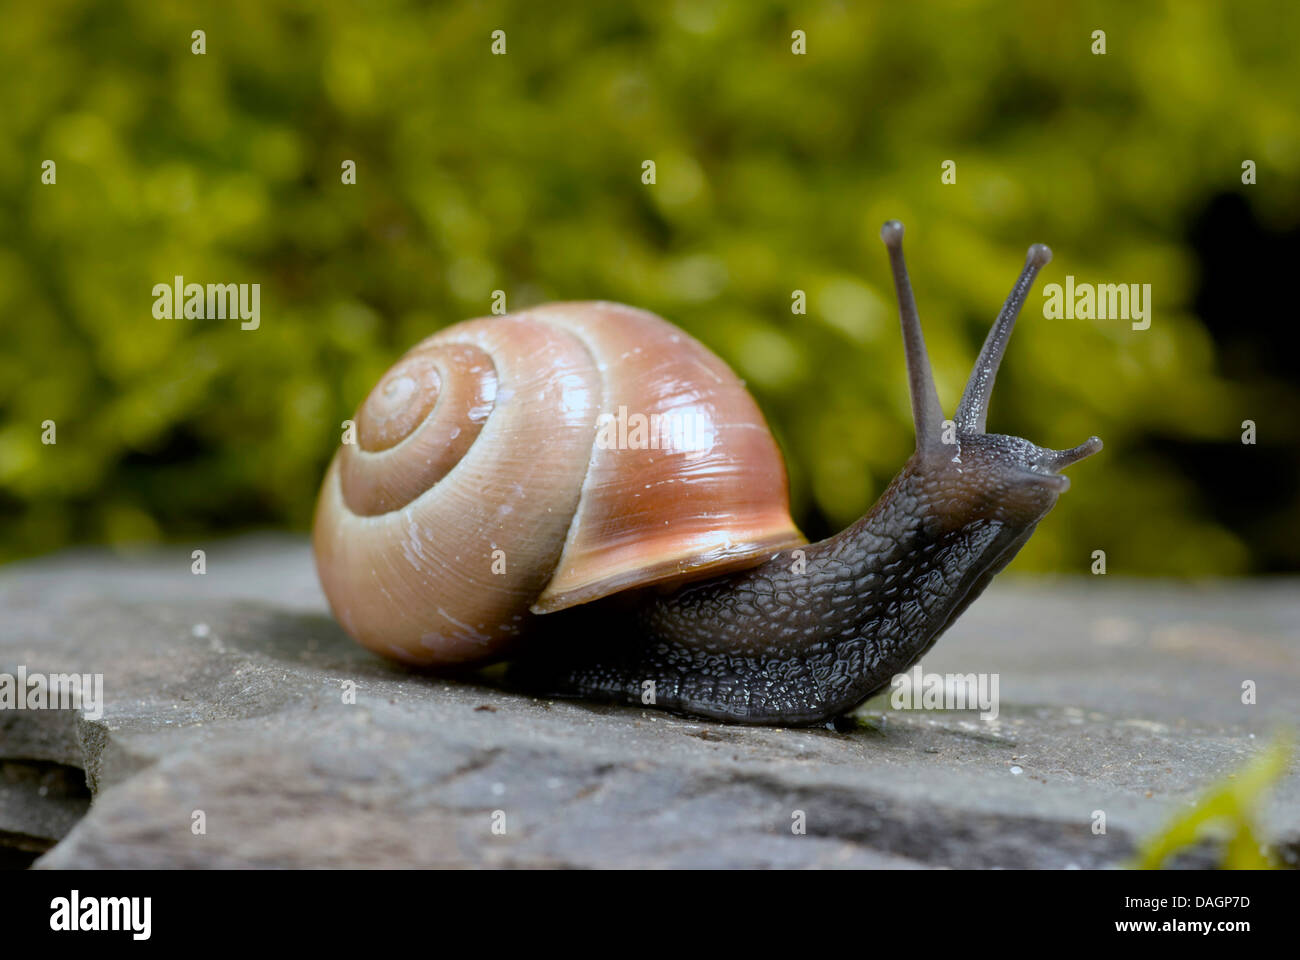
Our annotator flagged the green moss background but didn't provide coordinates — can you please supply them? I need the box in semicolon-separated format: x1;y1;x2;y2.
2;0;1298;574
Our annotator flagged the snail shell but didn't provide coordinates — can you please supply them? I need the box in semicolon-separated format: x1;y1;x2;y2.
313;302;803;666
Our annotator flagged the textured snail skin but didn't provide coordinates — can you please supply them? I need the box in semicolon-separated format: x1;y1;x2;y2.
316;220;1102;727
507;223;1101;725
512;435;1077;725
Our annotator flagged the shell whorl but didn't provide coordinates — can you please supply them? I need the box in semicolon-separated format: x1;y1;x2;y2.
313;302;803;666
340;342;498;516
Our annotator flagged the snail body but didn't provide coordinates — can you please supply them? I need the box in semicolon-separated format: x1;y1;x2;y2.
314;221;1101;725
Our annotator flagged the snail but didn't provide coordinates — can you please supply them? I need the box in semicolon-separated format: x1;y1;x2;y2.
313;220;1101;726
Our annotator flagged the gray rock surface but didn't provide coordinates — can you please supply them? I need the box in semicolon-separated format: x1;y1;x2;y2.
1;534;1296;868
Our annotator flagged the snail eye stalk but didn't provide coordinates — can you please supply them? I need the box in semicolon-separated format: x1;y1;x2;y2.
880;220;945;452
954;243;1052;434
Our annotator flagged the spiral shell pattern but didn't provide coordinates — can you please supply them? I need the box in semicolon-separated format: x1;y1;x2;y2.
313;302;803;666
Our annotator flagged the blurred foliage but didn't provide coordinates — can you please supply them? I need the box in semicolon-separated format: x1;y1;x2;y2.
1135;733;1291;869
1;0;1299;573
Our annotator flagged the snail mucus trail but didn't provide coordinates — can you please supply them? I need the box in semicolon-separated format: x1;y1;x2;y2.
508;221;1101;725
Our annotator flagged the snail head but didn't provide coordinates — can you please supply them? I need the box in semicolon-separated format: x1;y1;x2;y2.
879;220;1102;529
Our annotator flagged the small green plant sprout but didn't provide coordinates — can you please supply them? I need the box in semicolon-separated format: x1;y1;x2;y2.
1134;732;1292;869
